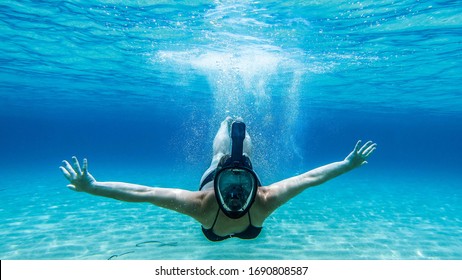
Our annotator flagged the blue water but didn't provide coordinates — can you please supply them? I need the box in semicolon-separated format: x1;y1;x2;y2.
1;0;461;260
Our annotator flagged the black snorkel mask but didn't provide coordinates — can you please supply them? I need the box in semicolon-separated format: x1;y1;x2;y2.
214;121;260;219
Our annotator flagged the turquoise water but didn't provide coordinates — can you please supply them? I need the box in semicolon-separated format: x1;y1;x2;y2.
1;0;461;259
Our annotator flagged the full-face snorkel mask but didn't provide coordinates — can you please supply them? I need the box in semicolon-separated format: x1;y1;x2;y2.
214;121;260;219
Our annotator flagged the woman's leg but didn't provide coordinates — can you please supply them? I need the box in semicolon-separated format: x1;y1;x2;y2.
200;117;233;188
243;123;252;158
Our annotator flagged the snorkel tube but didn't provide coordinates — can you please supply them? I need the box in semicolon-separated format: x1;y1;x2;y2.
230;121;246;163
214;121;259;219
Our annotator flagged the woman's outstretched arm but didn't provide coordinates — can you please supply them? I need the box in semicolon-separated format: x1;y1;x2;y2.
60;157;206;220
260;140;377;214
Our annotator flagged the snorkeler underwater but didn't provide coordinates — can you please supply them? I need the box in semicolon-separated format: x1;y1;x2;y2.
60;117;376;242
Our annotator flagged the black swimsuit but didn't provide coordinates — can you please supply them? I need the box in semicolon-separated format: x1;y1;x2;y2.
199;169;263;242
202;209;262;242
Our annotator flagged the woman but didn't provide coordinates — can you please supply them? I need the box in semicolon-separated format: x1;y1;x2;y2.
60;117;376;242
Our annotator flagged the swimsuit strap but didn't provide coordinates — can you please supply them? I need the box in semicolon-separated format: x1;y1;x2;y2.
210;208;221;230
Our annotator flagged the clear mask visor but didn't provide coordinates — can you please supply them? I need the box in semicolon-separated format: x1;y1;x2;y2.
216;168;257;214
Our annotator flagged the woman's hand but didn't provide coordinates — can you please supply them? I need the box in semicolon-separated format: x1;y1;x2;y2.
344;140;377;168
60;156;96;192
